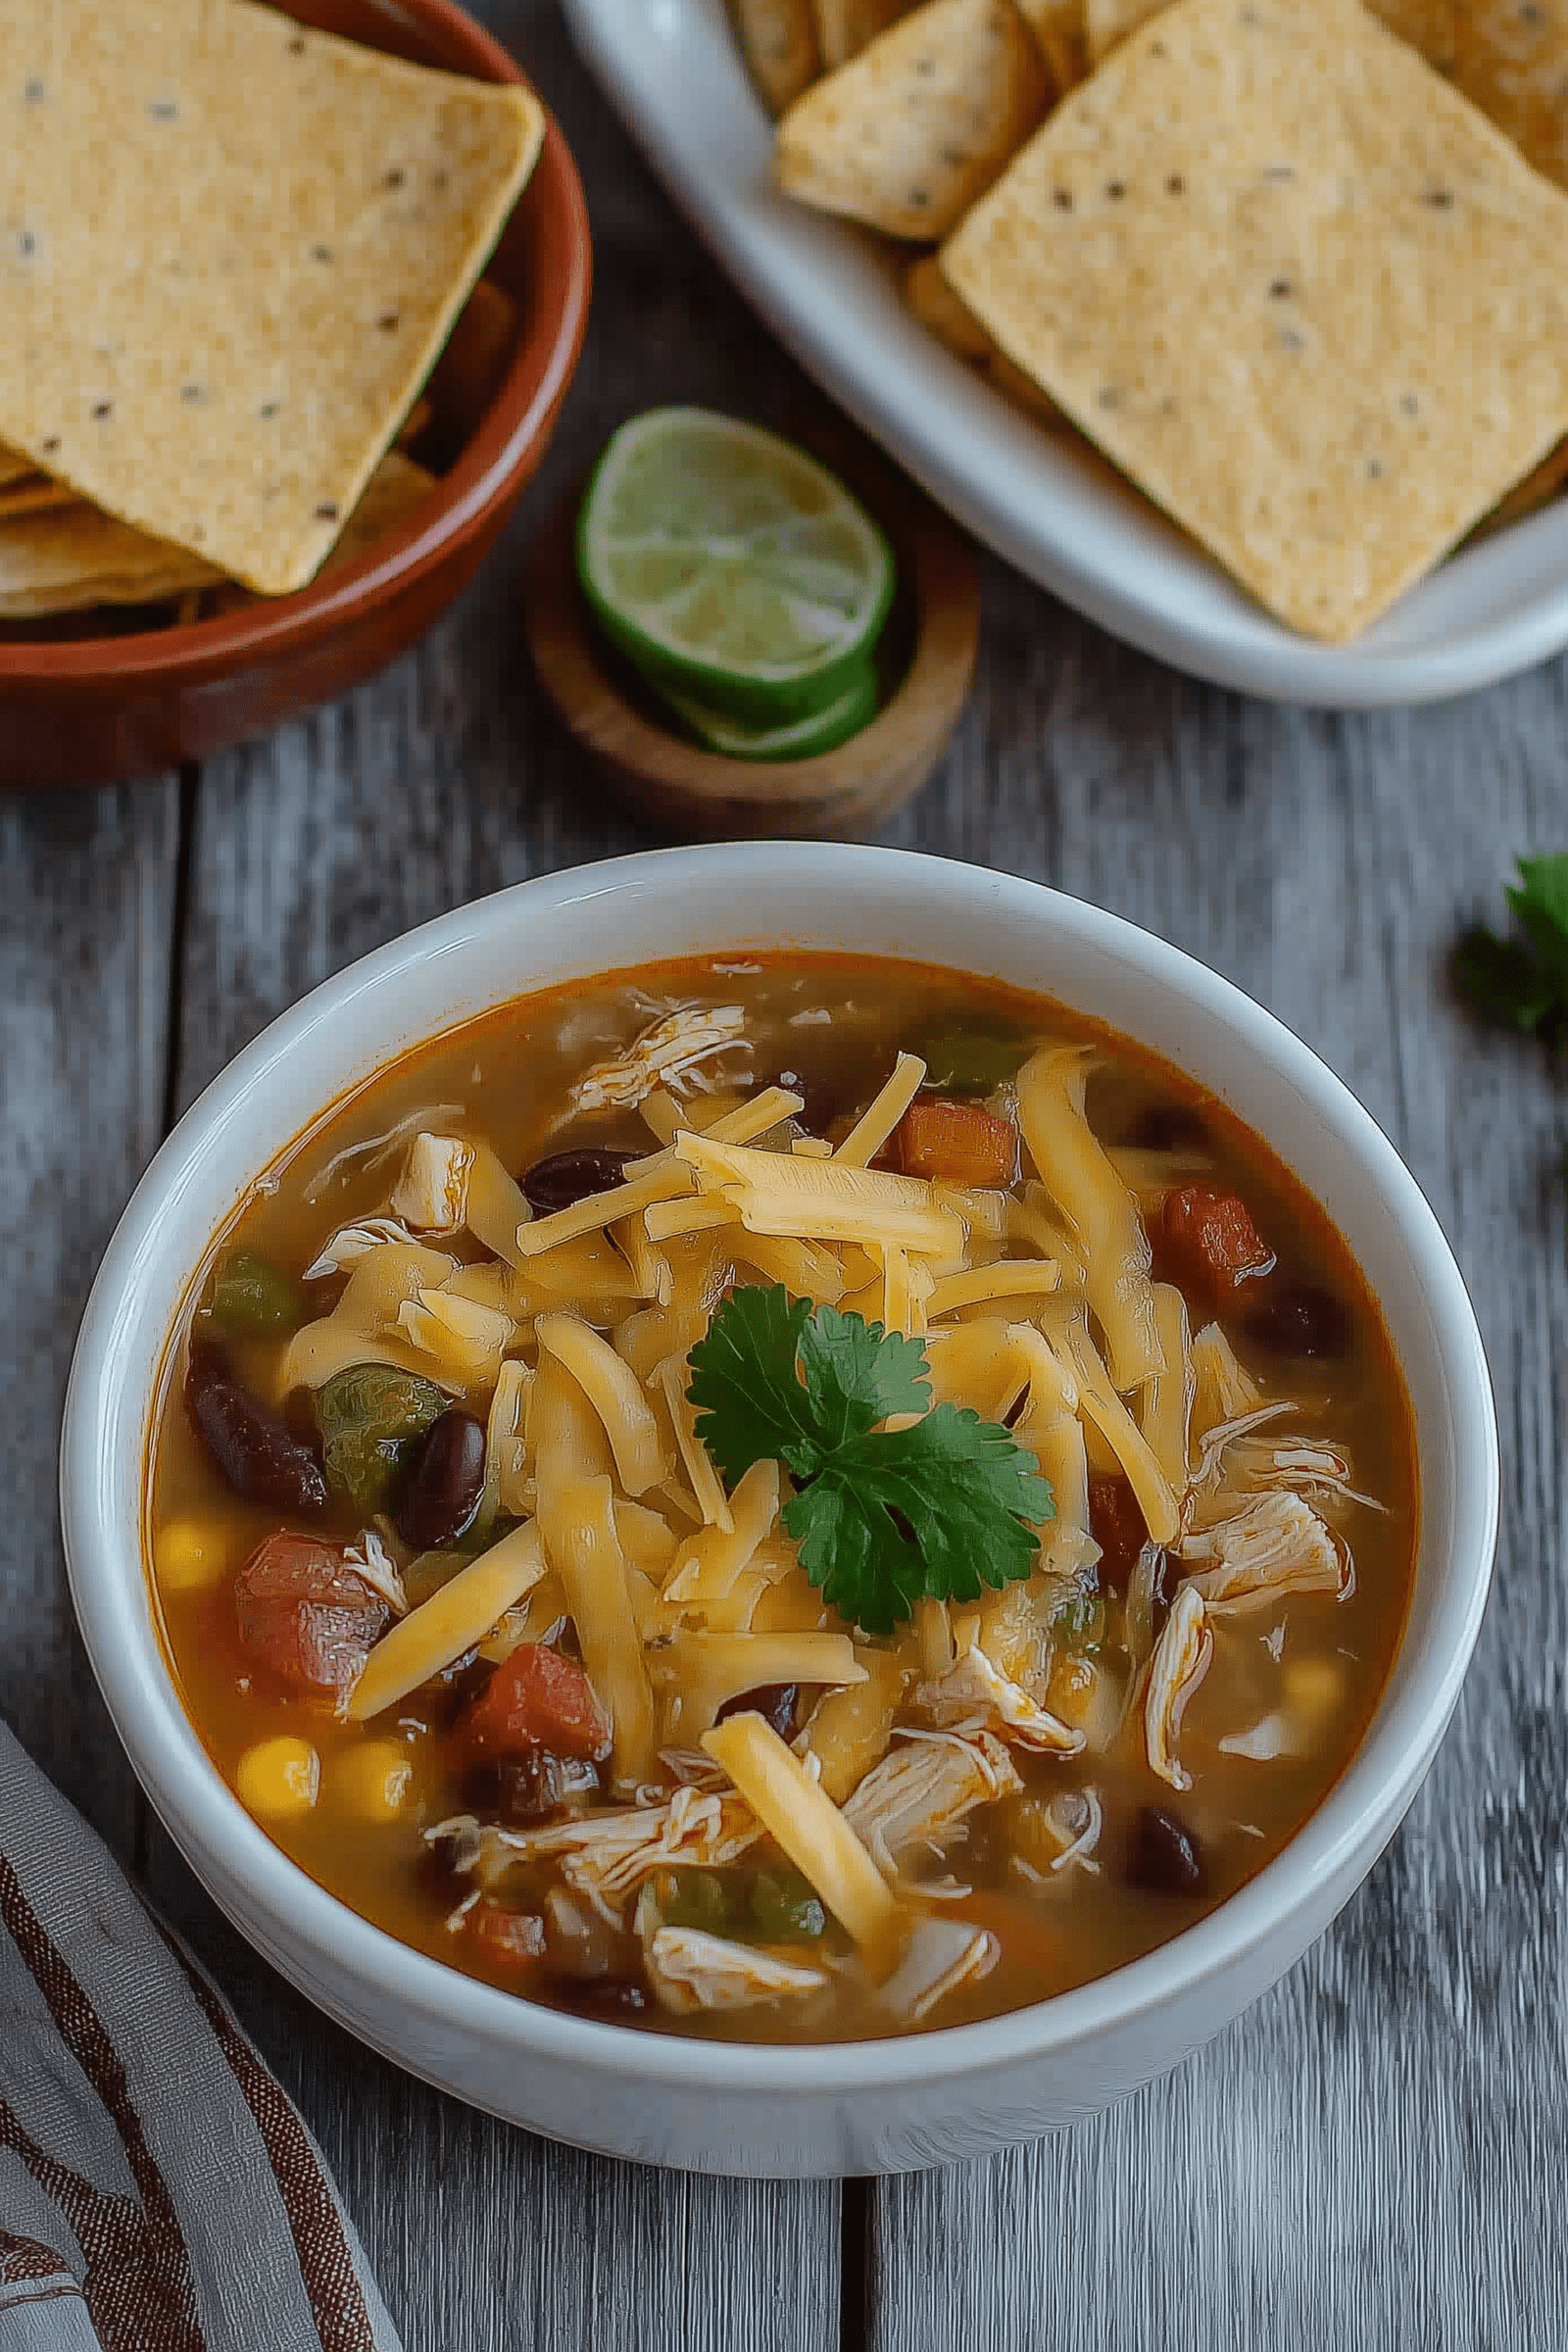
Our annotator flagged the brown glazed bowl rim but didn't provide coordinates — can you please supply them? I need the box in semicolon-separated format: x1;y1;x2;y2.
0;0;591;688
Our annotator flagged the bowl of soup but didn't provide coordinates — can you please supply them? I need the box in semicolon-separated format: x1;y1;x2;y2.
61;844;1496;2176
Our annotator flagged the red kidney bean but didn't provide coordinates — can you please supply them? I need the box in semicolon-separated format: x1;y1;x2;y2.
1125;1102;1210;1153
1088;1478;1147;1594
396;1408;485;1549
520;1147;639;1216
1244;1280;1350;1360
714;1684;799;1740
1124;1804;1208;1897
186;1343;327;1512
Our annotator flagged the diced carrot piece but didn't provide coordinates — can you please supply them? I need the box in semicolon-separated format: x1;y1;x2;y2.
888;1096;1017;1187
1151;1185;1272;1308
462;1642;612;1764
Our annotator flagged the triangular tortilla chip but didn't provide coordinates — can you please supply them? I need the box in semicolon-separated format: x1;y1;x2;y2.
943;0;1568;641
779;0;1052;239
811;0;916;68
0;1;542;596
1455;0;1568;186
729;0;821;111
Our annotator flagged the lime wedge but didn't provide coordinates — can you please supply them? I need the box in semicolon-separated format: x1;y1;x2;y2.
577;409;896;723
660;660;879;763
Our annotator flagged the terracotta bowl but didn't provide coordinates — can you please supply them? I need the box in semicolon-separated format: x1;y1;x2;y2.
0;0;592;791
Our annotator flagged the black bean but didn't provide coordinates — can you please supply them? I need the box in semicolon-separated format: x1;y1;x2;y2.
1125;1804;1208;1898
1244;1281;1350;1361
186;1343;326;1511
520;1147;639;1216
1124;1102;1209;1153
714;1683;799;1740
396;1408;485;1549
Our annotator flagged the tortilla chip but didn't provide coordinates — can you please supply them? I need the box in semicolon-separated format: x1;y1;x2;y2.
1085;0;1457;67
1083;0;1163;62
0;448;34;491
0;508;224;618
0;2;542;597
729;0;821;111
1015;0;1089;88
0;477;78;519
326;452;439;567
778;0;1052;239
0;450;436;620
942;0;1568;641
811;0;917;67
1371;1;1456;74
986;349;1067;422
906;254;999;361
1470;433;1568;539
1455;1;1568;186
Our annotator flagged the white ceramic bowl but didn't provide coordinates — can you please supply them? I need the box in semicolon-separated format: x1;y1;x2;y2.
61;844;1497;2177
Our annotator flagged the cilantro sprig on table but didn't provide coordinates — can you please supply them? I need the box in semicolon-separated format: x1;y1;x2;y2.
687;1285;1053;1639
1455;852;1568;1042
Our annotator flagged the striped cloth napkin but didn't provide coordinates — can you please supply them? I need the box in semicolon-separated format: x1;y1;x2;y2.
0;1719;402;2352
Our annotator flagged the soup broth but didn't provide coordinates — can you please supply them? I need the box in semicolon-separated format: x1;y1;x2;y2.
148;954;1418;2042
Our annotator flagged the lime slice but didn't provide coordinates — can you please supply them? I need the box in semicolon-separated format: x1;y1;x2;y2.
577;408;896;723
660;660;879;763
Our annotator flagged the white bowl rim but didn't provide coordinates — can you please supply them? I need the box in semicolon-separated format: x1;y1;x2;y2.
61;842;1498;2099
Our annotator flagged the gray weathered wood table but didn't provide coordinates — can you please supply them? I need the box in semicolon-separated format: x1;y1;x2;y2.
4;4;1563;2342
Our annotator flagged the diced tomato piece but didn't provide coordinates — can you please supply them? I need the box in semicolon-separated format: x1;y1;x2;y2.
1150;1184;1273;1308
888;1096;1018;1187
232;1533;387;1695
468;1905;547;1969
1088;1477;1149;1594
461;1642;612;1764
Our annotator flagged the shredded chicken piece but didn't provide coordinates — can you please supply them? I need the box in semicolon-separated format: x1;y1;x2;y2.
877;1916;1000;2024
1180;1491;1348;1613
1219;1714;1291;1760
1011;1788;1103;1886
1145;1582;1212;1791
644;1926;828;2015
842;1729;1021;1880
572;1006;747;1111
342;1529;407;1617
432;1786;763;1925
301;1217;417;1281
391;1133;471;1234
916;1642;1084;1756
302;1103;466;1204
1187;1405;1384;1527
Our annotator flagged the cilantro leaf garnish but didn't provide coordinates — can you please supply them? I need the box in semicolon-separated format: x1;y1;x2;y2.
1455;851;1568;1041
687;1285;1054;1638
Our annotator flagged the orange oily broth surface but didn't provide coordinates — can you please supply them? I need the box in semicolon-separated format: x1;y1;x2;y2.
147;953;1418;2043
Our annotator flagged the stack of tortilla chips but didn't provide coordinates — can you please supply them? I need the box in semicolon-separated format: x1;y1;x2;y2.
735;0;1568;641
0;0;544;625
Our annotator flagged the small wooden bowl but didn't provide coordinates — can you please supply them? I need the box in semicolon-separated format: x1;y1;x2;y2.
0;0;592;791
524;427;981;839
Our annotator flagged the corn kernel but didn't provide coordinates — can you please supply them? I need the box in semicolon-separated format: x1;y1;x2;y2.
155;1519;228;1594
236;1736;320;1820
331;1740;416;1825
1284;1655;1345;1738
